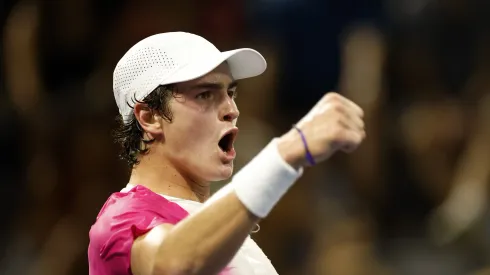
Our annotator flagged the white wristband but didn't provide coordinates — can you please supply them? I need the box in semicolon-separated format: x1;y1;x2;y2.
205;139;303;217
222;138;303;218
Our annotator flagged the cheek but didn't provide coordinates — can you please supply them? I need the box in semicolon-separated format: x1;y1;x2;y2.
166;110;222;178
168;108;217;153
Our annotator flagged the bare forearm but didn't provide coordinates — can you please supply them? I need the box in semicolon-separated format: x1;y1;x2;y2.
156;192;257;275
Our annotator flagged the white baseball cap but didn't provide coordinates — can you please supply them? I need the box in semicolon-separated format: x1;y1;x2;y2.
113;32;267;123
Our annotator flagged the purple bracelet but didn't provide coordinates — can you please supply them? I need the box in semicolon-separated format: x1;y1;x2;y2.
292;125;316;166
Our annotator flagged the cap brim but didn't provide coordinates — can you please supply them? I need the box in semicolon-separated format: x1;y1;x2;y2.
160;48;267;85
221;48;267;80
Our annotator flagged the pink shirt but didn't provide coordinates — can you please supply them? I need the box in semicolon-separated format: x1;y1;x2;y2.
88;185;190;275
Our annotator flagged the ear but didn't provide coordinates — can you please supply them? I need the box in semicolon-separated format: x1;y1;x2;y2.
133;102;163;139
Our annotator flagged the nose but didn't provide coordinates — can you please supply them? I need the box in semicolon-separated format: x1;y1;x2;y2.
220;97;240;122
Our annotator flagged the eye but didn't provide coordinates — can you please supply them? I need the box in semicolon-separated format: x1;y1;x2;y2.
228;90;238;99
196;91;212;100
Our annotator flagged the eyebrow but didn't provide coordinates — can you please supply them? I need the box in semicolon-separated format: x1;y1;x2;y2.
192;80;238;91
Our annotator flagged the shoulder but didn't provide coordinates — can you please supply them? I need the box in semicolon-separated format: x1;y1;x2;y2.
90;185;188;240
88;185;188;269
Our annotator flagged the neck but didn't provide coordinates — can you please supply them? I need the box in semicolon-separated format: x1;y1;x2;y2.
128;154;210;203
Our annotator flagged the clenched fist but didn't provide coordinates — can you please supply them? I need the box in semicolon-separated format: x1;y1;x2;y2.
278;92;366;168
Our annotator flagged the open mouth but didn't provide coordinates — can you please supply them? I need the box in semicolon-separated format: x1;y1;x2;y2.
218;128;238;153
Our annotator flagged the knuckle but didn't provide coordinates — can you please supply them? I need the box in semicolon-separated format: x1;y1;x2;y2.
325;92;341;102
359;119;366;129
324;102;343;115
355;131;366;144
332;101;344;112
334;117;344;127
358;108;365;117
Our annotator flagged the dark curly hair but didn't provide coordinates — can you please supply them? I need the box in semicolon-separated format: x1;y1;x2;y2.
113;85;177;167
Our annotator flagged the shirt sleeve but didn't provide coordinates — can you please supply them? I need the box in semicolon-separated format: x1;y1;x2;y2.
90;188;188;274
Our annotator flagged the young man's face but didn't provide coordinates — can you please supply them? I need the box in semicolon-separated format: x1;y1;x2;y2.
160;62;240;182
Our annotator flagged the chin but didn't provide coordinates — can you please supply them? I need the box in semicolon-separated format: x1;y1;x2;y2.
207;163;234;182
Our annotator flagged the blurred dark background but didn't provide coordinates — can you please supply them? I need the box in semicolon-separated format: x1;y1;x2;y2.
2;0;490;274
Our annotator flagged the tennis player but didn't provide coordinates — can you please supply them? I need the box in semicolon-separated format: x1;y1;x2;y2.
88;32;365;275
